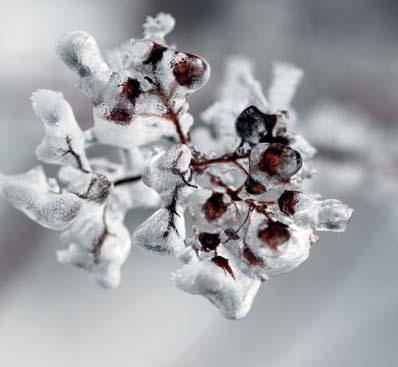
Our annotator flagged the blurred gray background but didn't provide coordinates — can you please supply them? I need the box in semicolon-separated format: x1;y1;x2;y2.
0;1;397;366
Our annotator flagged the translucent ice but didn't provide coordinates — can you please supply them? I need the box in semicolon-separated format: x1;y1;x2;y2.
248;143;303;191
243;211;314;277
132;144;195;255
32;89;90;172
58;203;131;288
172;248;261;319
132;207;186;255
277;191;353;232
0;166;82;230
57;19;209;148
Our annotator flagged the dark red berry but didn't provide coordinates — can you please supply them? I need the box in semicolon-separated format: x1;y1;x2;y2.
143;43;168;66
171;52;208;88
278;190;300;216
198;232;220;251
105;107;132;125
257;222;290;252
245;176;267;195
235;105;267;145
121;78;141;104
202;192;228;221
258;143;302;180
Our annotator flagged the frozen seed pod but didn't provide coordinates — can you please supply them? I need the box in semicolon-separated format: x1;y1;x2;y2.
277;190;353;232
198;232;221;252
235;105;287;146
172;248;261;319
132;144;195;255
243;211;314;277
142;144;194;200
57;20;209;149
59;204;131;288
189;189;248;232
317;199;353;232
56;31;111;105
131;206;186;255
32;89;90;172
0;166;82;230
171;51;210;90
235;105;268;145
247;143;302;191
58;166;112;205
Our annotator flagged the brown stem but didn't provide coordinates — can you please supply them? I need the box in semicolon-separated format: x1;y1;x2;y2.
206;172;243;201
235;203;255;234
190;151;250;174
91;204;111;263
164;111;189;144
114;175;142;186
64;136;90;173
145;86;190;145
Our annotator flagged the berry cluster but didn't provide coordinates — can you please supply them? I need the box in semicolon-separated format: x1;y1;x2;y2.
0;13;352;318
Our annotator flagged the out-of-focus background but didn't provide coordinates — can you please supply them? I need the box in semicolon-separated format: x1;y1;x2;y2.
0;1;397;366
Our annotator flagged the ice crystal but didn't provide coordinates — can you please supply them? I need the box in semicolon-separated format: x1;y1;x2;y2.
0;13;353;318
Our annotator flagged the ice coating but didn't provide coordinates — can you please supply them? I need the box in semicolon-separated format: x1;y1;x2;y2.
132;207;186;255
0;13;354;319
172;247;261;319
244;211;314;277
32;90;91;172
57;15;210;148
317;199;353;232
189;190;248;232
56;31;111;104
144;145;190;186
58;166;112;204
248;143;303;190
277;191;353;232
132;144;195;255
235;105;268;145
88;154;160;213
0;166;82;230
58;204;131;288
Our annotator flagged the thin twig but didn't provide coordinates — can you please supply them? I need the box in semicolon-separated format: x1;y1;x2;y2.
114;175;142;186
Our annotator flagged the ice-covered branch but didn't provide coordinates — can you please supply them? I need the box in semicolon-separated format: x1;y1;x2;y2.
0;12;353;318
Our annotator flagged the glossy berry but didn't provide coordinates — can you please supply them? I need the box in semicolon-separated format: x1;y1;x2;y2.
198;232;220;251
245;175;267;195
171;52;209;89
235;105;267;145
201;192;228;221
278;190;299;216
258;143;302;180
257;221;291;252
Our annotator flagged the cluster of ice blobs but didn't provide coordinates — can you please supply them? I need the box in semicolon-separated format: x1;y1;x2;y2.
172;54;352;319
56;11;209;149
0;13;352;319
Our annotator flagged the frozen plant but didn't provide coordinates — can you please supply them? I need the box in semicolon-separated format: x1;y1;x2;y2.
0;13;353;319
